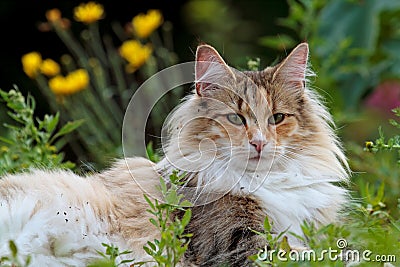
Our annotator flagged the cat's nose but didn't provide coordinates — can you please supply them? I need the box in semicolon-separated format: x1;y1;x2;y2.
250;140;266;153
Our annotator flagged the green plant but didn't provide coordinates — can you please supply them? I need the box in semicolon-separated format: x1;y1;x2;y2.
22;3;181;168
85;171;192;267
250;204;399;266
365;107;400;164
141;171;193;267
259;0;400;118
0;88;82;175
248;216;290;266
87;243;134;267
0;241;31;267
146;141;161;163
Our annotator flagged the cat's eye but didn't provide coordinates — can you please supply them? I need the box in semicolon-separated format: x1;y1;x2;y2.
227;113;246;126
268;113;285;125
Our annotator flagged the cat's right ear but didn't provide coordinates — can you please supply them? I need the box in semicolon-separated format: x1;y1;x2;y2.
271;42;309;91
195;44;235;96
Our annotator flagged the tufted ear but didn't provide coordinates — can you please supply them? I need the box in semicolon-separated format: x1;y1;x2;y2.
272;42;309;90
195;44;235;96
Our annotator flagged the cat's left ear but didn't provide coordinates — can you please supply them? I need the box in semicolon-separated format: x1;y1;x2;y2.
195;44;235;96
271;42;309;90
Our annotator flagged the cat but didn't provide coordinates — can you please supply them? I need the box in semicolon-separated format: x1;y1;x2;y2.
0;42;350;267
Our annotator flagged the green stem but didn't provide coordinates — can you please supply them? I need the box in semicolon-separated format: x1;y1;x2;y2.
81;88;121;145
58;104;102;164
161;22;174;52
88;61;124;124
64;95;108;145
376;144;400;150
104;35;130;107
52;22;90;70
63;94;112;163
88;23;109;67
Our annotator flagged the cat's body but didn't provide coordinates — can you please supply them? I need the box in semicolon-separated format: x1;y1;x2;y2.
0;157;160;266
0;43;350;266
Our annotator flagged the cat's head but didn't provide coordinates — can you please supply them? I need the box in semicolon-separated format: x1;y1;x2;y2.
160;43;349;191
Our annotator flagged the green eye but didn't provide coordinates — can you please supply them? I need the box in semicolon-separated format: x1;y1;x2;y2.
227;113;246;125
268;113;285;125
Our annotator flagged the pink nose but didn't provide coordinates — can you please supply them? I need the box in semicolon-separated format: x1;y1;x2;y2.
250;140;266;153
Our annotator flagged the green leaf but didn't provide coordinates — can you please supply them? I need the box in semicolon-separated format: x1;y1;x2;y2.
181;209;192;228
49;119;84;143
119;249;133;256
146;141;160;163
376;183;385;203
119;259;135;265
9;240;18;258
0;136;13;145
248;227;265;237
165;190;178;205
25;255;32;266
263;216;272;233
96;250;107;258
279;236;291;253
146;241;157;251
45;112;60;133
143;246;154;256
149;218;158;227
143;194;155;211
159;177;167;195
179;200;193;208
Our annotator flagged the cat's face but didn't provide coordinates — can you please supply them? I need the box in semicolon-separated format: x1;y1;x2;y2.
162;43;347;188
168;44;312;174
186;81;285;173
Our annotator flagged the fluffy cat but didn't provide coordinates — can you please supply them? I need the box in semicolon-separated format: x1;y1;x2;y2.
0;43;350;266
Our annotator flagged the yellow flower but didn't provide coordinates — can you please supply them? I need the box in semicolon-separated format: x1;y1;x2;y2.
365;141;374;149
74;2;104;24
40;59;60;77
48;69;89;95
0;146;8;153
46;8;62;22
69;69;90;90
43;8;70;30
119;40;152;72
132;9;163;38
21;52;42;78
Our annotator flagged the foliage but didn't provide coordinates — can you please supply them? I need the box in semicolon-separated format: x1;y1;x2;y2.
0;241;31;267
87;243;134;267
21;3;180;168
141;171;193;267
250;189;399;266
85;170;192;267
146;141;161;163
365;108;400;164
249;216;290;266
0;88;82;175
259;0;400;119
